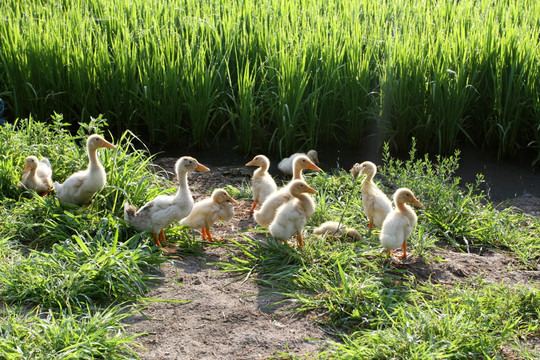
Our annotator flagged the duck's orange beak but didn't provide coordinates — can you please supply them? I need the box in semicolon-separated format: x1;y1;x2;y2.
196;163;210;172
227;194;238;205
102;140;117;149
307;161;321;172
245;159;257;167
412;197;424;208
23;163;31;173
306;184;318;194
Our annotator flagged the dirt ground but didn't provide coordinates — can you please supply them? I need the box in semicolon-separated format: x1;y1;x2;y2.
125;158;540;360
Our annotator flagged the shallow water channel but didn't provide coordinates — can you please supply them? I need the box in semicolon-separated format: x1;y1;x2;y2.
150;135;539;201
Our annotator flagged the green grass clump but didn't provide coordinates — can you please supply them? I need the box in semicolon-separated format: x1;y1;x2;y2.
0;230;161;308
0;305;141;359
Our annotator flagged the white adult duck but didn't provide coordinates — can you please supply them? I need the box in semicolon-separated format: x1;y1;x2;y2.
254;155;321;226
350;161;392;229
20;155;53;196
269;180;317;246
180;188;237;242
278;150;319;176
54;134;116;205
380;188;423;258
245;155;277;213
124;156;209;249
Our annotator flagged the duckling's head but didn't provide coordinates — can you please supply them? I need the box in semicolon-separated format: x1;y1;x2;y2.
306;150;319;164
176;156;210;174
245;155;270;168
288;179;318;197
393;188;423;208
212;188;238;205
23;155;39;172
87;134;116;151
293;155;321;173
349;161;376;180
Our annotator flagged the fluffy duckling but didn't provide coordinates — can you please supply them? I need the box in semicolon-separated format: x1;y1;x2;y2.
350;161;392;229
245;155;277;213
54;134;116;205
278;150;319;176
380;188;423;258
254;155;321;226
313;221;361;241
269;180;317;246
180;188;237;242
124;156;210;249
20;156;53;196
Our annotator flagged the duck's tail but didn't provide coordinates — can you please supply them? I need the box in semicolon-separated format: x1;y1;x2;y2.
254;209;273;227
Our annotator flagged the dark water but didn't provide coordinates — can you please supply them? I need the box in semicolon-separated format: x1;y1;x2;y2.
149;133;539;201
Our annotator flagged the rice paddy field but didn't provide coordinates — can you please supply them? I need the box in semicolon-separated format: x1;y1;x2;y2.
1;0;539;160
1;116;539;358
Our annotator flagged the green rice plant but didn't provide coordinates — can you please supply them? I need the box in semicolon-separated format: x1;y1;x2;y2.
0;305;142;359
178;45;227;148
269;47;313;155
2;0;539;155
223;56;270;153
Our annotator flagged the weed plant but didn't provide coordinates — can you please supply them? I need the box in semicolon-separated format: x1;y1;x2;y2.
1;0;538;159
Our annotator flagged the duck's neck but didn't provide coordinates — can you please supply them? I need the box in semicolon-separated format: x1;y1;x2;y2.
364;171;374;184
292;168;304;180
396;202;415;218
255;162;269;177
175;170;190;197
361;173;375;190
87;147;101;171
29;166;38;178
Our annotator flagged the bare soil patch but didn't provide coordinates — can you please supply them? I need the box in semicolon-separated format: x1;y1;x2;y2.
125;158;540;359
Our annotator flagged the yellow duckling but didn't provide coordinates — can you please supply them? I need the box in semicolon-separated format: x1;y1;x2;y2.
350;161;392;229
380;188;423;258
54;134;116;205
124;156;210;249
245;155;277;213
180;188;237;242
269;180;317;246
254;155;321;227
20;155;53;196
313;221;361;241
278;150;319;176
